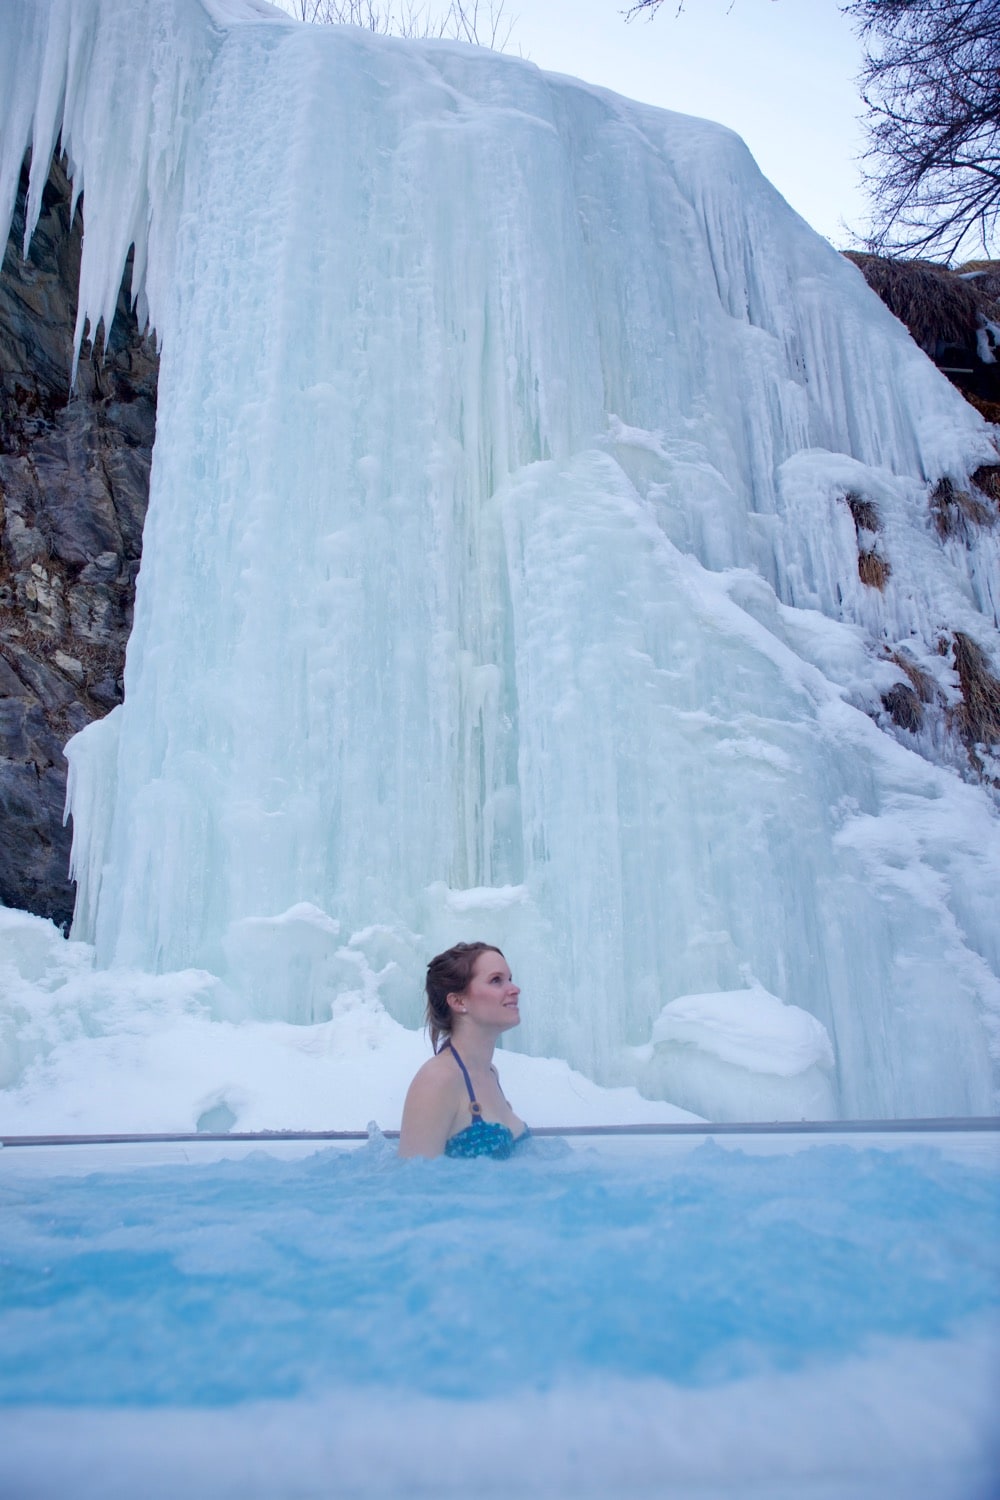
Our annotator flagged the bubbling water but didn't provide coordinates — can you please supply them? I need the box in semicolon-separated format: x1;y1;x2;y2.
1;1136;997;1497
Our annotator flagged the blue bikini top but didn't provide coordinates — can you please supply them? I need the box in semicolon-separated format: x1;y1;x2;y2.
442;1042;530;1161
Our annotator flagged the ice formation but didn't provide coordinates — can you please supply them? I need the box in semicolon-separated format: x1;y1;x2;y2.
1;0;999;1122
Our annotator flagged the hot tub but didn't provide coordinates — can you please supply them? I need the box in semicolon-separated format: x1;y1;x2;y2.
1;1124;998;1499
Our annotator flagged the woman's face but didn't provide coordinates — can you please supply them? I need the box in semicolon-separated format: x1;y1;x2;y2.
458;949;521;1031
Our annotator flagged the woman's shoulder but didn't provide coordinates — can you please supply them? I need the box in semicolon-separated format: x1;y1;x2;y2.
398;1046;468;1159
405;1048;463;1100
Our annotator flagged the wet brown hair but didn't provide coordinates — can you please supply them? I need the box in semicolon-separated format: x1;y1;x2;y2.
425;941;505;1053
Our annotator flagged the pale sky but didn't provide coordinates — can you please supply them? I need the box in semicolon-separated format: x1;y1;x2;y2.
512;0;868;248
271;0;871;249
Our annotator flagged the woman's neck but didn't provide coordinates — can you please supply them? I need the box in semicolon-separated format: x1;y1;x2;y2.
446;1022;498;1072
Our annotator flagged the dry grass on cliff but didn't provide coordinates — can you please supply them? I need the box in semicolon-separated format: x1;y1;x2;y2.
890;650;936;704
971;464;1000;503
845;492;881;533
842;491;890;588
857;549;891;589
952;632;1000;753
930;477;996;539
881;637;1000;766
957;261;1000;302
845;252;988;354
882;681;923;733
881;650;937;735
965;392;1000;423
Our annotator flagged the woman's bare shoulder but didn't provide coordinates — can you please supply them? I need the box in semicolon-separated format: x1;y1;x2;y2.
398;1048;465;1159
406;1049;461;1100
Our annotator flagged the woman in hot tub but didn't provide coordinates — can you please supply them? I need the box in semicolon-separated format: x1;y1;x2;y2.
398;941;530;1160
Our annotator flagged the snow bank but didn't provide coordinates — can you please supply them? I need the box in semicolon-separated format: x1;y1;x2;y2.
0;906;694;1133
643;983;837;1120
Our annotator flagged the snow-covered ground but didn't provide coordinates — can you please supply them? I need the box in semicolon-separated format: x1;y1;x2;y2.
0;905;698;1133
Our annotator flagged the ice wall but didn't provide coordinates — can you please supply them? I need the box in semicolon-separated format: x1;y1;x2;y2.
2;0;999;1119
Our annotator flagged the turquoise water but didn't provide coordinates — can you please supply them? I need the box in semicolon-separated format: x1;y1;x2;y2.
2;1137;998;1408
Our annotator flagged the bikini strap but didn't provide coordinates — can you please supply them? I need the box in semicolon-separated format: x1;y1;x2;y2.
444;1041;483;1118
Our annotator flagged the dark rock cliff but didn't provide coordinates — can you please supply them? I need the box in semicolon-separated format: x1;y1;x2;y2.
0;154;157;926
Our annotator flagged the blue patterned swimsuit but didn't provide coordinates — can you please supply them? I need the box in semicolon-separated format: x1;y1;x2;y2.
442;1042;531;1160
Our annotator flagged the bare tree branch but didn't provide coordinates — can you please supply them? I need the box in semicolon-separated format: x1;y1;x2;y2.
623;0;1000;260
847;0;1000;259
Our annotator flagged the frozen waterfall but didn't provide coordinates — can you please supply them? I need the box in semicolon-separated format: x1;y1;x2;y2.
2;0;999;1122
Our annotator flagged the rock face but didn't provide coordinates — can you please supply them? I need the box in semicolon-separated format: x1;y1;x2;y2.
0;154;157;926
